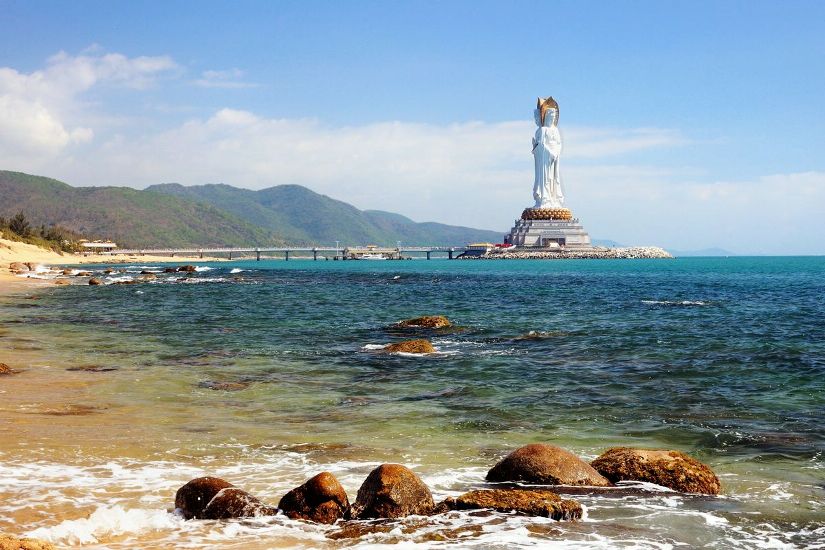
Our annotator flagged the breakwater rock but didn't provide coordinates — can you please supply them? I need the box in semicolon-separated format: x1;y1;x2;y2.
461;246;673;260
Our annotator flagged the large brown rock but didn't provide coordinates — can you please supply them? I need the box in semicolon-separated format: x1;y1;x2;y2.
0;534;56;550
395;315;452;329
383;339;435;354
435;489;582;520
8;262;29;273
201;488;278;519
88;278;103;286
486;444;611;486
591;447;721;495
351;464;434;519
177;265;197;272
175;476;235;519
278;471;350;524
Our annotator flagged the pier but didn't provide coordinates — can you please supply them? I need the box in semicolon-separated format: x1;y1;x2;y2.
105;245;467;260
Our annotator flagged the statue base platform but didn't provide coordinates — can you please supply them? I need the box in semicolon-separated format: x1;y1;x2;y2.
505;210;592;249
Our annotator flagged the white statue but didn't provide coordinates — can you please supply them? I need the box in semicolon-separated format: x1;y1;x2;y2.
532;96;564;208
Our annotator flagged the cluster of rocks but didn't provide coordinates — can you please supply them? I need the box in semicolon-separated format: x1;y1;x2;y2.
175;443;719;529
8;262;39;274
6;262;204;286
461;246;673;260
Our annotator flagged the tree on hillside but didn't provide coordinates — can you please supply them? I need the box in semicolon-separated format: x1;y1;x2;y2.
8;211;31;237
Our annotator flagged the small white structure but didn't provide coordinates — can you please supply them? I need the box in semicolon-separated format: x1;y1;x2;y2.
80;240;118;254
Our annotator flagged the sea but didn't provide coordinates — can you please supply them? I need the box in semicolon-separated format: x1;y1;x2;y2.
0;257;823;549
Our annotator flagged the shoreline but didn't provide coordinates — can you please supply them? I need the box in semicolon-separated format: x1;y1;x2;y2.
0;237;227;291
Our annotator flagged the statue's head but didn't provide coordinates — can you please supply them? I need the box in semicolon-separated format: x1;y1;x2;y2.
536;96;559;126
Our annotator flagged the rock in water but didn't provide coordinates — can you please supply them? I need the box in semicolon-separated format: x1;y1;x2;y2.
8;262;30;273
351;464;434;519
383;339;435;354
435;489;582;520
395;315;452;329
177;265;197;272
0;533;56;550
591;447;721;495
88;278;102;286
0;363;19;375
175;476;235;519
201;488;278;519
486;443;611;486
278;471;350;524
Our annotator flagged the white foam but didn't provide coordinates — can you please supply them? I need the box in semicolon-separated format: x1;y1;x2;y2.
641;300;709;306
27;505;181;545
230;268;245;274
194;266;213;272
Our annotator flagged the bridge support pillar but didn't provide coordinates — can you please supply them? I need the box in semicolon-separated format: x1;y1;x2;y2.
426;251;431;260
285;250;290;261
313;250;318;261
448;250;454;260
229;251;232;260
199;249;203;259
256;249;260;261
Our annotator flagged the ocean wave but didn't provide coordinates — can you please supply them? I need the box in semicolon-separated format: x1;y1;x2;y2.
230;268;245;274
194;266;213;272
27;505;181;545
2;455;822;548
641;299;710;306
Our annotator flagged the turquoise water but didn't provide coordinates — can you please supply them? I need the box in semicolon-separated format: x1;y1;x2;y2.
1;257;823;548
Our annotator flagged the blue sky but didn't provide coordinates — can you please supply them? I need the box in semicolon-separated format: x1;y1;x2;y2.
1;0;824;253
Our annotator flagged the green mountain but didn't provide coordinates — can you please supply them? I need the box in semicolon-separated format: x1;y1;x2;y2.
0;170;503;248
147;182;503;246
0;171;278;248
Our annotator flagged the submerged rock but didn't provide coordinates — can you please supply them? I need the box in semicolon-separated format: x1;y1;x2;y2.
177;265;197;272
75;271;93;277
197;380;250;391
382;339;435;354
66;364;118;372
435;489;582;520
395;315;452;329
487;444;611;486
201;487;277;519
53;279;70;285
138;273;157;281
175;476;235;519
164;267;177;273
279;471;350;524
351;464;434;519
0;533;56;550
88;278;103;286
0;363;19;375
591;447;721;495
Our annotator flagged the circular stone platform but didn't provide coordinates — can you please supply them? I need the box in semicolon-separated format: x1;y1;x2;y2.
521;208;573;221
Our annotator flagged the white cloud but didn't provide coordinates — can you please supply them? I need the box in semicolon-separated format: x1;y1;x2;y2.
0;50;176;159
193;68;257;89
